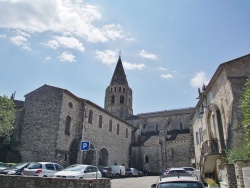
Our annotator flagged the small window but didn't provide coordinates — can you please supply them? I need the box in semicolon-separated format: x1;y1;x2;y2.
64;154;68;162
111;95;115;104
145;156;149;163
123;88;125;92
99;115;103;128
115;87;116;92
88;110;93;124
126;128;128;138
68;102;73;108
180;122;182;130
119;87;121;92
117;123;120;135
65;116;71;135
111;87;113;92
45;164;55;170
109;120;112;132
120;95;124;104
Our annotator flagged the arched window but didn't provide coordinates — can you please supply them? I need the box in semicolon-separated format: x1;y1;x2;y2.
99;115;103;128
145;155;149;163
109;120;112;132
111;95;115;103
65;116;71;135
117;124;120;135
88;110;93;124
120;95;124;104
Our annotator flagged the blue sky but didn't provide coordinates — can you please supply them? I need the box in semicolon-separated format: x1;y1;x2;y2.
0;0;250;114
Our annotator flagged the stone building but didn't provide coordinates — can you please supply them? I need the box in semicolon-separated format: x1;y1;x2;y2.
191;53;250;180
11;55;194;174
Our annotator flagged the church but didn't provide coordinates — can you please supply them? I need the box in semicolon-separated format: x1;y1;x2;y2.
11;55;194;175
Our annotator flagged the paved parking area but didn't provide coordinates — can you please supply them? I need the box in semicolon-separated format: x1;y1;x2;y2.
111;176;158;188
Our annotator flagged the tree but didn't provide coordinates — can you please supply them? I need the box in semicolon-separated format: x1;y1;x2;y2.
240;77;250;154
0;96;15;148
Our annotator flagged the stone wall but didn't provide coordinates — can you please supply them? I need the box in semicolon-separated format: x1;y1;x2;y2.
166;134;191;168
0;175;110;188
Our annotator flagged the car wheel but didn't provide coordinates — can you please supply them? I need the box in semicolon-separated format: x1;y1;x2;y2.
129;173;133;177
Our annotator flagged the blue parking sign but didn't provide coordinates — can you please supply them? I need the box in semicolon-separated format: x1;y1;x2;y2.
80;141;90;151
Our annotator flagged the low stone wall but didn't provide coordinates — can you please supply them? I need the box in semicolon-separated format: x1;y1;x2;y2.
0;175;111;188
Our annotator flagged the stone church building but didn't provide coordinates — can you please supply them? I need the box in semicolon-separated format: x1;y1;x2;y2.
11;55;194;175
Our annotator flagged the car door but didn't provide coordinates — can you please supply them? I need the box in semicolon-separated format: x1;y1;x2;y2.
84;166;98;178
44;163;56;177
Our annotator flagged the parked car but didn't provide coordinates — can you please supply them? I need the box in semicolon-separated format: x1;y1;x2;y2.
125;167;139;177
111;165;126;178
183;167;200;175
22;162;64;177
98;166;112;178
0;163;9;171
0;162;31;175
166;167;187;174
162;168;170;175
151;173;205;188
54;164;102;179
138;170;144;176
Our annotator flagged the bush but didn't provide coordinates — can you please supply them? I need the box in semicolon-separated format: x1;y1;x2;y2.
226;145;249;163
205;178;218;186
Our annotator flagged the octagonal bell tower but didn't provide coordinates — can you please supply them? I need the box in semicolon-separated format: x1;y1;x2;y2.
104;55;133;119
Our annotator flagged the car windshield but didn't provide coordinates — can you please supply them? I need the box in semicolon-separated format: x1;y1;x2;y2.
64;165;85;171
158;182;203;188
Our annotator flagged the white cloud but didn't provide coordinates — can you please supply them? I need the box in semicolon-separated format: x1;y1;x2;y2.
158;67;167;71
44;36;85;51
58;51;76;62
139;49;157;60
190;71;210;88
161;74;173;79
10;35;31;50
45;56;51;61
95;50;117;66
0;0;127;43
123;61;145;70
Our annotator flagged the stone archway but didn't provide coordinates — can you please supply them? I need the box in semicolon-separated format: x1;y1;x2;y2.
99;148;109;166
82;143;96;165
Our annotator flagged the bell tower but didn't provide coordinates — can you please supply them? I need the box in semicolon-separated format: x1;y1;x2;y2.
104;54;133;119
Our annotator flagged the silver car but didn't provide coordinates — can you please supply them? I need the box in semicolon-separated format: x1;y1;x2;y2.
22;162;64;177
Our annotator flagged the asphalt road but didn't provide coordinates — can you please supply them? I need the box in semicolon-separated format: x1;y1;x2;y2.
111;176;159;188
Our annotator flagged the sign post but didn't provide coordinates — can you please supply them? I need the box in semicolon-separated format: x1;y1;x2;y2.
80;141;98;188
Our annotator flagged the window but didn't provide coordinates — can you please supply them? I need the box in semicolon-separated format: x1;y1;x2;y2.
111;87;113;92
120;95;124;104
45;164;55;170
196;132;199;145
145;155;149;163
65;116;71;135
99;115;103;128
119;87;121;92
117;123;120;135
126;128;128;138
111;95;115;104
88;110;93;124
55;164;64;171
180;122;183;130
123;88;125;92
64;154;68;162
170;149;174;157
114;87;116;92
68;102;73;108
109;120;112;132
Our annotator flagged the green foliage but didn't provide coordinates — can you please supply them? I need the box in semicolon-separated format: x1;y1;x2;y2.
205;178;218;186
0;96;15;147
240;78;250;154
226;145;249;163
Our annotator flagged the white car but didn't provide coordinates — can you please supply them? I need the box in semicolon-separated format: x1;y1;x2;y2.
183;167;200;175
22;162;64;177
54;164;102;179
151;173;205;188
